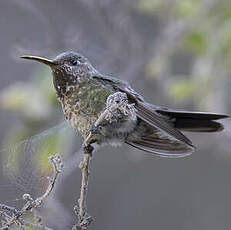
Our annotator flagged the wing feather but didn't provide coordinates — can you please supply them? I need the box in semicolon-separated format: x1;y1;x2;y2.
93;74;195;156
135;102;193;147
125;118;195;158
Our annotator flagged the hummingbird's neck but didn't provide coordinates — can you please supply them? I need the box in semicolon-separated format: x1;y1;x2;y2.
51;64;98;99
52;68;69;98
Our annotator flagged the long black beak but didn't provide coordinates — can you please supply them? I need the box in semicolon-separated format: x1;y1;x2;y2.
21;55;57;67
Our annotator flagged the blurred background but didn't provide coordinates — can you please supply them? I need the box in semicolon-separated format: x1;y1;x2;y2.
1;0;231;229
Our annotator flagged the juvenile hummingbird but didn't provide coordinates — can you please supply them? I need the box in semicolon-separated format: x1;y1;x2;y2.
21;52;229;157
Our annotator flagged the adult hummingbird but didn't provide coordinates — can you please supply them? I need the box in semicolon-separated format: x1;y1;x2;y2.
21;52;229;157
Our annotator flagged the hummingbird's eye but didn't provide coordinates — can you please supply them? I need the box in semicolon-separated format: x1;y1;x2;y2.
70;59;78;66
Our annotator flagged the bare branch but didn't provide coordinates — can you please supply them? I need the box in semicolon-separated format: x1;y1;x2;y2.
73;149;93;230
0;155;63;230
37;155;63;203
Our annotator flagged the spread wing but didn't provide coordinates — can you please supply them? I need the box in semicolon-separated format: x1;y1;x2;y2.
93;74;195;157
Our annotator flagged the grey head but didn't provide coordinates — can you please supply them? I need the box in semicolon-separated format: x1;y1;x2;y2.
21;51;97;96
53;51;88;66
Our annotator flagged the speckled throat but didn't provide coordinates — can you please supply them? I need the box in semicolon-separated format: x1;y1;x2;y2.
52;66;115;139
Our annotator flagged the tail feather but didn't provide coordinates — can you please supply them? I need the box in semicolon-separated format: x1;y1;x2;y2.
174;119;224;132
156;109;229;132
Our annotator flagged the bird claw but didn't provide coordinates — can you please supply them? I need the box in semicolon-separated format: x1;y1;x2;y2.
83;123;102;149
83;144;94;155
90;123;102;134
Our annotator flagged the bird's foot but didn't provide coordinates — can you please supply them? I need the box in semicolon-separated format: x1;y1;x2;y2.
83;123;102;151
83;144;94;155
90;123;102;134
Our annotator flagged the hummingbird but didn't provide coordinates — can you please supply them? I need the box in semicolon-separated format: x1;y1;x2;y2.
21;52;229;158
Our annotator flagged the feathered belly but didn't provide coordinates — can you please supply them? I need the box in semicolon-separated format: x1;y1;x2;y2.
60;82;115;138
62;100;102;138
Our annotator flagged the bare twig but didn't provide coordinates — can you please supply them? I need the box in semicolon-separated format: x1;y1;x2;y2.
79;153;91;219
37;155;63;203
0;155;63;230
73;148;93;230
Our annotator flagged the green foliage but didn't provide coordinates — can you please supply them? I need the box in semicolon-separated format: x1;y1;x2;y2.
210;1;231;22
35;68;58;106
0;67;73;177
0;69;57;120
184;31;207;55
137;0;162;15
218;19;231;69
176;0;201;18
168;79;196;103
137;0;201;19
2;123;73;177
146;57;164;79
35;129;71;173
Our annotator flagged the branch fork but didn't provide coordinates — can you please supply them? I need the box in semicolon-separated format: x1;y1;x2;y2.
0;155;63;230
